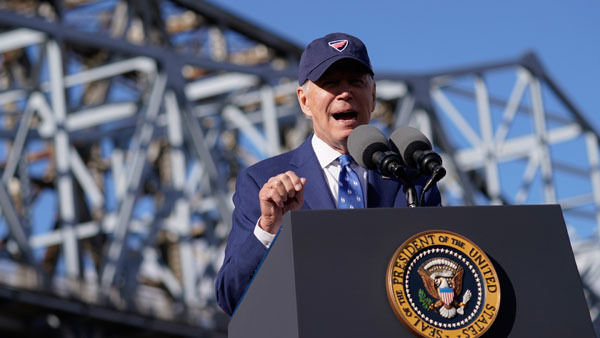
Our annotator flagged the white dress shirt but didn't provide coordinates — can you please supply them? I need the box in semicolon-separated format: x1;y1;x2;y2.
253;134;368;248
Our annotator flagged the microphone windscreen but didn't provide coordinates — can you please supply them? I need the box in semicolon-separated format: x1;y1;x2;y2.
389;126;432;168
347;125;390;169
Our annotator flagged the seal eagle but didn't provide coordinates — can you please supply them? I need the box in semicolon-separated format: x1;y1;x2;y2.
417;257;470;318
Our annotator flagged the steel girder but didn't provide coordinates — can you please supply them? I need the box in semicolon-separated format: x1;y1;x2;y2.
0;0;304;335
0;0;598;336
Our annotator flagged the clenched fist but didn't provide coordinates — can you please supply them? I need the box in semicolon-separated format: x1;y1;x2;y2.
258;171;307;234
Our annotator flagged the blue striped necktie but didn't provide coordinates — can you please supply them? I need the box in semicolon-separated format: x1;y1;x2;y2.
337;155;365;209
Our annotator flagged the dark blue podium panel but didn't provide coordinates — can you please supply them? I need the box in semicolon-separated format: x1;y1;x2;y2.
228;205;594;338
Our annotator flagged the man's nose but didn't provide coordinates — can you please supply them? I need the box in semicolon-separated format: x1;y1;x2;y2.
336;81;352;99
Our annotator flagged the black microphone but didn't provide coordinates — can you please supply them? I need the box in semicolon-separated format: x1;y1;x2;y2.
389;126;446;179
348;125;417;207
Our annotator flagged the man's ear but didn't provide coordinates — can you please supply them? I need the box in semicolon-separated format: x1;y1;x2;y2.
297;84;313;118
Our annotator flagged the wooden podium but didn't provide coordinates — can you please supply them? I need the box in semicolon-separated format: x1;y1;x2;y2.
228;205;594;337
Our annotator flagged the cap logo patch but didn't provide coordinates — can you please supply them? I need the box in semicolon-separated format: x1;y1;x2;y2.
328;39;348;52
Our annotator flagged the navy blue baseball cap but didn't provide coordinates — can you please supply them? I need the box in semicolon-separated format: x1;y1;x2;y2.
298;32;373;85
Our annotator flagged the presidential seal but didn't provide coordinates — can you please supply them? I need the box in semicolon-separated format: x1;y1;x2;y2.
385;230;500;338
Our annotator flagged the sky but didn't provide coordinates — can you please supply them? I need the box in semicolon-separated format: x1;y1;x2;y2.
214;0;599;130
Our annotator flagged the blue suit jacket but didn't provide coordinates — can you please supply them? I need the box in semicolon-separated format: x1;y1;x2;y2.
215;135;441;315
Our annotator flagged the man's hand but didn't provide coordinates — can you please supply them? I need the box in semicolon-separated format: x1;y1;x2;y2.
258;171;307;234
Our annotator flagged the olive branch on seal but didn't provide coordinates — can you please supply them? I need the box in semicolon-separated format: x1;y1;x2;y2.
419;289;434;310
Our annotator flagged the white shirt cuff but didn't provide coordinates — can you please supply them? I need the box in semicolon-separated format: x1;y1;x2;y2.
254;218;276;248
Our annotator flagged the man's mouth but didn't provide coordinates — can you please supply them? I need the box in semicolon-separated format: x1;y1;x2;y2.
332;111;357;120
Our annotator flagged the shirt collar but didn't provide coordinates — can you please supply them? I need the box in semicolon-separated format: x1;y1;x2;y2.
311;134;344;169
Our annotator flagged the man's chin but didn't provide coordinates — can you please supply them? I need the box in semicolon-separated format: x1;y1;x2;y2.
334;129;355;147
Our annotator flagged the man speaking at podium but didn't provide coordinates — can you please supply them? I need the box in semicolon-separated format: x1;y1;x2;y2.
215;32;441;316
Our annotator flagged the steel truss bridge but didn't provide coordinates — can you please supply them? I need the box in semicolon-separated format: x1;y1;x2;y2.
0;0;598;336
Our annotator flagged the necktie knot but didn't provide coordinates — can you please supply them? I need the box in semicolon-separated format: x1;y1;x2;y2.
338;154;354;167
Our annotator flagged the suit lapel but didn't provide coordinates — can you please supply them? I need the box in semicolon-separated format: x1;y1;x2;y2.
367;170;401;208
290;136;336;210
289;136;404;209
